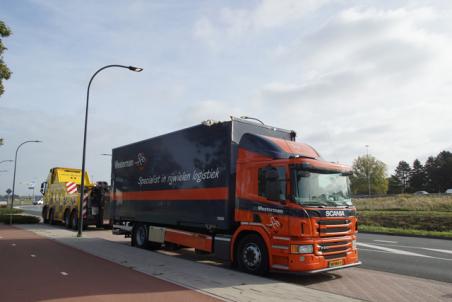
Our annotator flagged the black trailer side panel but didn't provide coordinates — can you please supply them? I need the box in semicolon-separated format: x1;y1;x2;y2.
111;122;232;231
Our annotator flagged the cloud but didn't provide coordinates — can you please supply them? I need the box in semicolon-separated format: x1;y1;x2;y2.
193;0;329;49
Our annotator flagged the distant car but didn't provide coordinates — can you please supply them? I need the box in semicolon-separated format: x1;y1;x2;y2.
414;191;429;195
35;199;43;205
445;189;452;194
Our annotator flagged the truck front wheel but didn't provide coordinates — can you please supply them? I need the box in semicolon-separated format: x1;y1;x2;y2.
237;234;269;275
49;209;55;225
42;206;49;224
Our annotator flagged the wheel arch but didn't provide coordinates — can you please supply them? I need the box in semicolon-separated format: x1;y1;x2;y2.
230;225;271;265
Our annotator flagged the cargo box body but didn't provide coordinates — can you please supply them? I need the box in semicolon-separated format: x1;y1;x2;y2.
110;119;294;233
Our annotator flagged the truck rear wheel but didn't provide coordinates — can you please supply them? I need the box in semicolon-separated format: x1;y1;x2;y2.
237;234;269;275
132;224;148;248
64;210;71;228
71;211;78;231
132;224;161;250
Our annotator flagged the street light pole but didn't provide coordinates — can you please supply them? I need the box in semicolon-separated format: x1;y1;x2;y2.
78;65;143;237
365;144;371;197
10;140;42;224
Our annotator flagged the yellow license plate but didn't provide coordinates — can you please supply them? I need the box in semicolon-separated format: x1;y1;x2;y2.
328;259;344;268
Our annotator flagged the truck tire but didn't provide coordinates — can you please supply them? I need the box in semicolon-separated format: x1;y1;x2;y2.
64;210;71;228
131;224;161;250
132;224;149;249
71;211;78;231
237;234;269;275
42;206;49;224
49;209;55;225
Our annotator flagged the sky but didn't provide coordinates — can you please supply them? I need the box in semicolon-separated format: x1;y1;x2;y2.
1;0;452;195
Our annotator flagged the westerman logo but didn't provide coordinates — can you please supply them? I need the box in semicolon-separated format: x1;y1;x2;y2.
134;152;147;171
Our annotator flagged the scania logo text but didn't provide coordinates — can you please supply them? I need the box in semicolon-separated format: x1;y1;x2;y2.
325;210;345;217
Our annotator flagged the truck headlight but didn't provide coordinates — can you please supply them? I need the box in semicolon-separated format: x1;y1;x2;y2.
352;240;357;250
291;244;313;254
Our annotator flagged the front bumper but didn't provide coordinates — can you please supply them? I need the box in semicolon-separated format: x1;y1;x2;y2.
271;235;360;273
303;261;362;274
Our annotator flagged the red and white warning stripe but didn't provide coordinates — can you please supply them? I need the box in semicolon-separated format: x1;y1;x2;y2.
82;193;89;218
66;182;77;194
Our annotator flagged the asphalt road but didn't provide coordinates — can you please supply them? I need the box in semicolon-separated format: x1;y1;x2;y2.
19;204;42;216
19;205;452;283
357;233;452;283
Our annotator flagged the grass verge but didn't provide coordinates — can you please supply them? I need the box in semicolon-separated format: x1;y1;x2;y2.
359;225;452;239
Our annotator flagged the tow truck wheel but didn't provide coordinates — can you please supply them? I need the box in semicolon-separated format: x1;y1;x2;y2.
71;211;78;231
237;234;269;275
49;209;55;225
42;206;49;224
64;211;71;228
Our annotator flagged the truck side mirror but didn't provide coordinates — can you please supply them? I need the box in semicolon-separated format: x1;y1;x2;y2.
265;168;281;201
40;182;47;195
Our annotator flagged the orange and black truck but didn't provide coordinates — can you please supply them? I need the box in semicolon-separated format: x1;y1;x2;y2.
111;117;361;274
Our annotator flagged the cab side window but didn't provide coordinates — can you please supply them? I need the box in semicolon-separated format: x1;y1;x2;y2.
258;166;286;201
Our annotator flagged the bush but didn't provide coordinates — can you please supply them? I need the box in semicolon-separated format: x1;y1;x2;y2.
0;214;40;224
0;208;23;215
358;211;452;232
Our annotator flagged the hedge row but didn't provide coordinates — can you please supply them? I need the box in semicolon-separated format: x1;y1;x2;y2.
358;211;452;232
0;214;40;224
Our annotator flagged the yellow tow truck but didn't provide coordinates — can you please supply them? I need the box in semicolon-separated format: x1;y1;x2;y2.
40;167;109;229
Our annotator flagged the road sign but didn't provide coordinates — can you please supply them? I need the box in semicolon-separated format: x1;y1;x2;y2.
6;188;12;195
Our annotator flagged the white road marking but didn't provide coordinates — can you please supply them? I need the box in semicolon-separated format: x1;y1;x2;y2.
365;243;452;255
31;254;36;258
358;242;432;257
358;243;452;261
422;248;452;255
11;243;16;247
373;240;398;244
60;272;69;276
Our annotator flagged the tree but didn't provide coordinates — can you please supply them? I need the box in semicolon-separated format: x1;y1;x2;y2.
409;159;426;192
0;20;12;97
423;152;452;193
393;161;411;193
350;155;388;195
387;175;401;194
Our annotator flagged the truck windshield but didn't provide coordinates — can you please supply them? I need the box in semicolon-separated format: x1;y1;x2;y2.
293;169;352;207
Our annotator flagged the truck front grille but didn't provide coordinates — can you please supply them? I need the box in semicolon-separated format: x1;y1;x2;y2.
317;219;351;236
316;239;351;258
324;253;347;260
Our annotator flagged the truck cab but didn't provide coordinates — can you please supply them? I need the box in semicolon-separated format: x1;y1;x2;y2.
233;134;359;273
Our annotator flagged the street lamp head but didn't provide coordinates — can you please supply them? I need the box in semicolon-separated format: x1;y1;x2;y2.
128;66;143;72
34;140;43;143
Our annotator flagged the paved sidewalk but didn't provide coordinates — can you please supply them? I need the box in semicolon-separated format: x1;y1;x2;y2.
15;224;360;302
0;224;222;302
